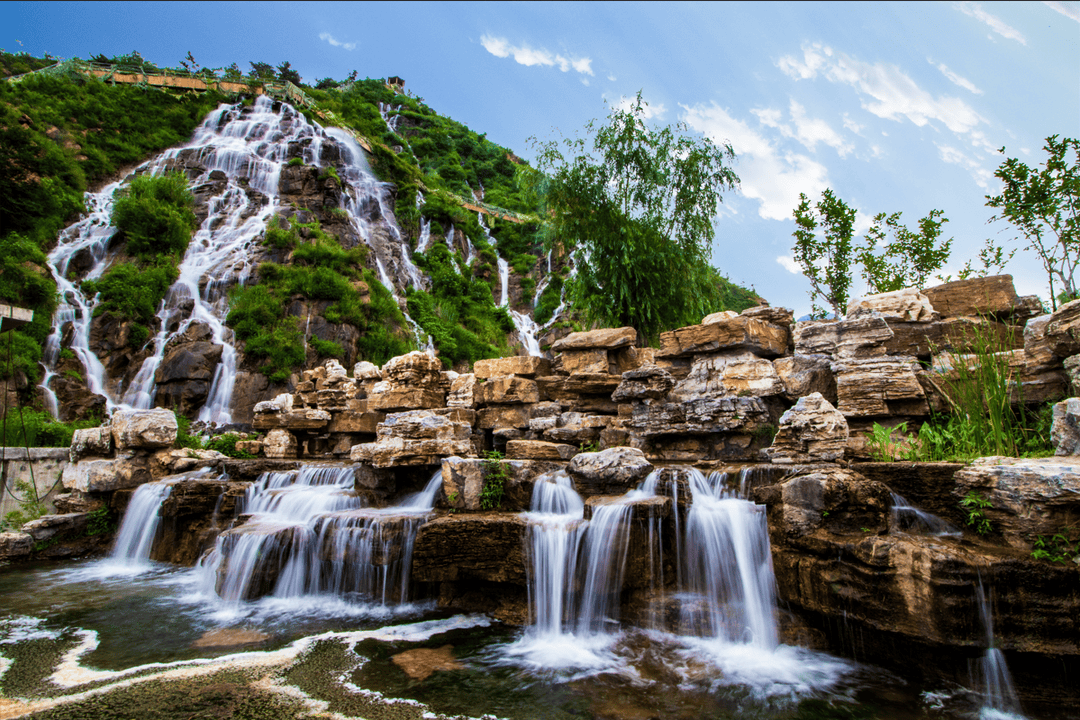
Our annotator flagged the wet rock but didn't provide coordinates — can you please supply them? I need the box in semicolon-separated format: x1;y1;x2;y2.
440;457;564;511
61;452;153;492
505;439;578;461
472;356;551;378
351;409;473;468
229;370;272;425
922;274;1021;320
69;425;113;462
763;467;892;538
669;350;784;401
391;645;462;681
766;392;848;464
657;315;788;358
0;531;32;560
952;456;1080;550
21;512;90;542
111;408;178;450
150;448;228;478
252;407;331;431
569;447;653;495
221;458;300;479
153;340;222;416
412;513;528;584
612;366;675;402
551;326;636;351
774;354;836;404
847;287;936;322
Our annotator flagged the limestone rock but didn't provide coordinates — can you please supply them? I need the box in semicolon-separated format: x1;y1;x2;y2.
551;326;636;352
439;457;563;511
111;408;178;450
922;274;1020;319
1045;298;1080;358
412;514;528;584
766;467;892;538
847;287;936;322
505;439;578;461
569;447;654;495
952;456;1080;551
559;349;608;375
21;512;89;542
326;409;384;434
151;448;228;477
774;354;836;404
477;405;532;430
1065;355;1080;395
367;388;445;411
252;408;332;431
381;351;444;389
473;357;551;378
62;453;152;492
70;425;113;462
353;361;381;380
1024;315;1059;371
701;310;739;325
741;305;794;326
670;350;784;401
263;429;297;459
628;396;772;436
794;313;893;360
832;356;928;417
611;346;655;373
0;531;33;559
254;393;294;415
612;367;675;402
658;316;788;358
474;376;539;405
765;392;848;464
1052;398;1080;455
153;340;223;416
351;410;474;467
447;373;477;408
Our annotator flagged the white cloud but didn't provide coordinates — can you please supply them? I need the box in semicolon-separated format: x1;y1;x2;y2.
929;59;984;94
752;101;853;157
581;78;590;86
319;32;356;51
937;143;995;187
1043;1;1080;22
682;102;831;221
615;95;667;120
480;34;594;76
777;43;986;136
842;113;864;134
955;2;1028;44
607;73;617;81
776;255;801;273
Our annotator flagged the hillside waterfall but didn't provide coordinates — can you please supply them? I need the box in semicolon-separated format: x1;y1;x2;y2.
42;96;434;422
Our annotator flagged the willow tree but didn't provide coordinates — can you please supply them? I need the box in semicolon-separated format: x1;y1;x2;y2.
533;92;740;344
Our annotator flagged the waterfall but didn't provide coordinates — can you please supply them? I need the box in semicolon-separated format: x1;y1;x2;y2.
199;465;441;605
110;481;175;566
974;580;1023;718
477;214;543;356
889;493;961;537
44;96;436;420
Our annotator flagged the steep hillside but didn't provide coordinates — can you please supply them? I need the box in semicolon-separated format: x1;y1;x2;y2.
0;51;757;426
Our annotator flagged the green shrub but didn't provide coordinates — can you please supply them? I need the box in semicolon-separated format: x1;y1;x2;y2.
309;337;344;359
83;259;178;345
534;274;564;325
0;408;97;448
111;171;197;259
287;157;304;166
480;450;509;510
205;432;256;458
264;215;299;248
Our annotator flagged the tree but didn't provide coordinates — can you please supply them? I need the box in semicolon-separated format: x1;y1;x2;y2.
791;189;856;319
792;190;954;317
249;61;275;80
985;135;1079;309
276;61;301;85
533;92;740;343
180;51;197;74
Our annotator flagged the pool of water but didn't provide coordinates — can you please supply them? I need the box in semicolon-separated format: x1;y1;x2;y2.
0;558;1028;720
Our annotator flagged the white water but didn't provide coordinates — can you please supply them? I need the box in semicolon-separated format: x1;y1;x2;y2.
110;481;175;566
974;581;1024;719
199;466;442;605
889;493;961;537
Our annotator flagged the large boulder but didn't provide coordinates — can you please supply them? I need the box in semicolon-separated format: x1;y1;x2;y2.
831;356;928;417
765;392;848;464
774;354;836;404
153;340;223;416
657;315;788;358
380;351;444;389
551;327;636;352
1052;398;1080;455
794;313;893;360
350;410;474;468
473;357;551;378
111;408;178;450
846;287;936;322
612;366;675;402
61;453;153;492
1045;298;1080;358
628;396;772;436
669;351;784;402
69;425;113;462
568;447;654;495
439;457;564;511
474;376;540;405
922;274;1020;319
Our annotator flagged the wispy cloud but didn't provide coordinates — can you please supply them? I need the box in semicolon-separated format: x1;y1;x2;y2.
929;58;984;94
955;2;1028;44
682;102;831;221
753;99;854;157
937;143;995;187
776;255;801;273
777;43;986;136
319;32;356;51
480;34;594;76
607;73;617;81
1043;1;1080;22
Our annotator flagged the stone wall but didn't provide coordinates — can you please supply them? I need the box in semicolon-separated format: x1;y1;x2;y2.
0;447;69;517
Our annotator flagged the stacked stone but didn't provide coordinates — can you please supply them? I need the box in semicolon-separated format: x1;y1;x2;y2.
615;307;793;462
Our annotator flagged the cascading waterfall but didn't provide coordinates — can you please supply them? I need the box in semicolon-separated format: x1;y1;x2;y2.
109;481;175;566
199;465;441;606
44;96;437;419
889;493;961;537
478;214;544;356
974;580;1023;718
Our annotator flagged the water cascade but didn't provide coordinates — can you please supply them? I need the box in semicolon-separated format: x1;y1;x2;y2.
889;493;961;537
109;481;176;566
974;581;1023;718
478;214;544;356
199;465;441;606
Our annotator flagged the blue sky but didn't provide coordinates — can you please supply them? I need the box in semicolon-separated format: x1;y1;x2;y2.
3;1;1078;316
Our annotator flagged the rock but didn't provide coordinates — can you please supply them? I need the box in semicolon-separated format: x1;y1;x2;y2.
559;349;608;375
657;315;788;358
832;356;928;417
1025;315;1060;371
701;310;739;325
472;357;551;378
412;514;528;584
381;351;444;389
952;456;1080;551
150;448;228;478
353;360;381;380
366;388;445;411
111;408;178;450
229;371;272;425
61;453;152;492
153;340;223;416
440;457;564;511
774;354;836;404
742;305;794;326
235;440;262;456
669;351;784;401
765;392;848;464
21;512;89;542
326;410;383;434
474;377;539;405
505;439;578;461
611;346;655;373
254;393;294;414
69;425;113;462
350;410;473;467
922;274;1020;319
477;405;532;430
568;447;653;495
1052;398;1080;455
263;429;297;459
612;367;675;402
628;397;772;436
1045;298;1080;358
847;287;936;322
1065;355;1080;395
794;313;893;359
766;467;893;538
251;408;332;431
447;373;477;408
551;326;636;352
0;531;33;560
391;646;462;681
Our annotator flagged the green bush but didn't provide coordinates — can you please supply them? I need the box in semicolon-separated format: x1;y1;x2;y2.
0;408;97;448
111;171;197;259
83;259;178;346
309;337;344;359
205;432;256;458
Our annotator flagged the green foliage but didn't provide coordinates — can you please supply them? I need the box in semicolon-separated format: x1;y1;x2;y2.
309;338;344;359
173;412;203;450
2;480;45;531
480;450;509;510
865;422;913;462
287;157;304;167
792;189;855;318
264;215;299;248
1031;529;1080;564
85;505;114;536
960;491;993;536
858;209;953;293
534;92;740;344
82;259;178;347
534;274;564;325
0;408;96;448
204;432;256;459
111;171;197;259
238;315;307;383
985;135;1079;310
